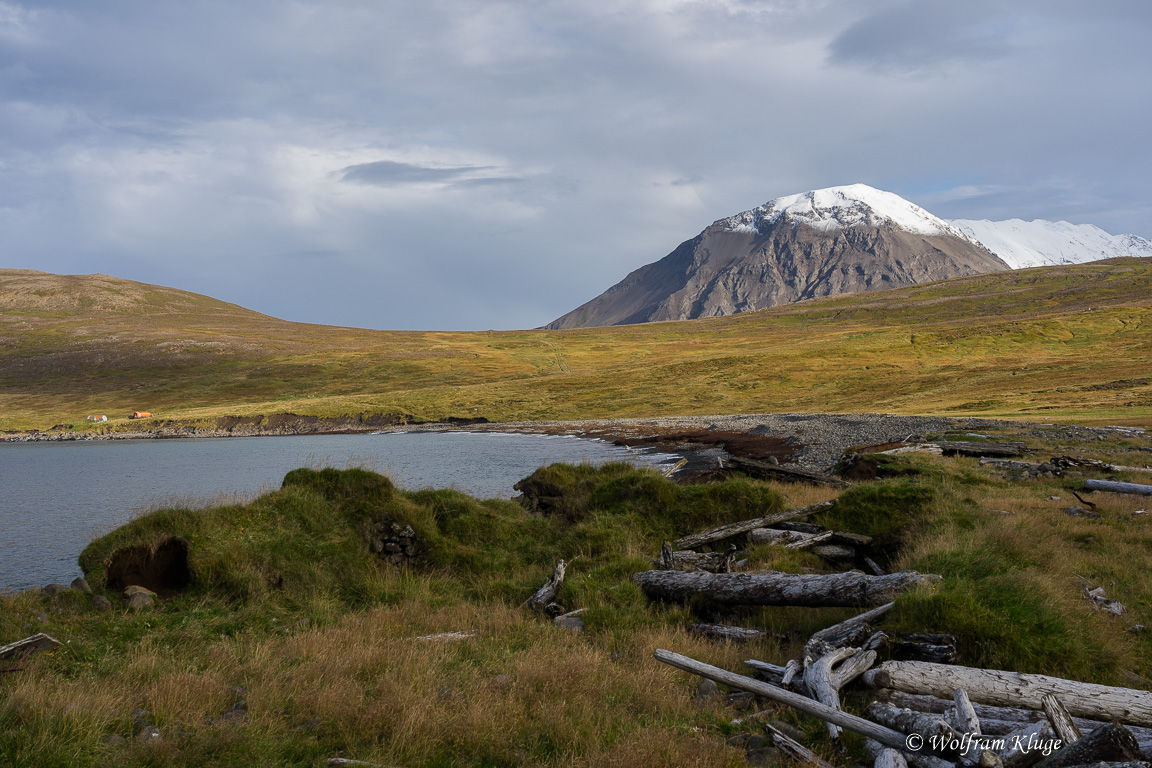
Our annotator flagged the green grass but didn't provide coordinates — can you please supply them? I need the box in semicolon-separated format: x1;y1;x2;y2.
2;260;1152;432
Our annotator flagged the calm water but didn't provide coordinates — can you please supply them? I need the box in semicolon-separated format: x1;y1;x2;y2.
0;431;677;592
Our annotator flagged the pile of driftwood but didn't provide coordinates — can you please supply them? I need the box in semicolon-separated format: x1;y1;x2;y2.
627;500;1152;768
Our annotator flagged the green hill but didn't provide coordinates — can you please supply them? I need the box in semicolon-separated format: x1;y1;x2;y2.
2;261;1150;432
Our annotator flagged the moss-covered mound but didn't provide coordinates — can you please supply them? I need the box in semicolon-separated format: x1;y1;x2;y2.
78;463;783;607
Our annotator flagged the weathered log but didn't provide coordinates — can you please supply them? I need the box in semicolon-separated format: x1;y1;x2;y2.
862;661;1152;727
743;659;814;697
633;570;941;608
866;703;1002;767
871;690;1152;755
1031;724;1142;768
0;632;61;660
806;647;877;739
776;522;828;534
413;630;480;642
689;623;775;643
998;721;1059;768
673;500;836;550
866;556;888;576
656;548;738;573
1043;695;1083;746
937;442;1027;458
1084;480;1152;497
877;747;912;768
865;737;959;768
750;528;812;546
952;689;982;736
522;560;565;610
653;649;927;755
891;641;960;664
806;601;895;657
786;531;836;550
725;455;853;487
763;721;837;768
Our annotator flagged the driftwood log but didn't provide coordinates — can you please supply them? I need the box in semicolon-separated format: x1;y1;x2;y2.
763;721;837;768
952;689;982;735
658;545;738;573
634;570;941;607
1043;695;1083;746
937;442;1027;458
806;647;877;739
876;747;912;768
1030;724;1142;768
688;623;778;643
863;661;1152;727
1084;480;1152;497
522;560;565;611
653;649;949;761
0;632;62;660
872;690;1152;757
865;702;1001;767
724;455;852;488
998;721;1059;768
673;501;836;550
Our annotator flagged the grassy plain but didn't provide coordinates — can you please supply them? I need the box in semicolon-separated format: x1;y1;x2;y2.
1;260;1151;432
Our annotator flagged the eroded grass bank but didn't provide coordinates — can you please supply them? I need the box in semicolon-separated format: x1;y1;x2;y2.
2;452;1152;767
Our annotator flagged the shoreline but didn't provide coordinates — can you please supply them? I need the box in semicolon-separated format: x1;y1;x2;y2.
5;412;1145;473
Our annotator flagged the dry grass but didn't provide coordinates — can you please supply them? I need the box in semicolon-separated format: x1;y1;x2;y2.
2;261;1152;432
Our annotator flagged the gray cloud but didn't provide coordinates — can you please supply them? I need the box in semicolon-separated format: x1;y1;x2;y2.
0;1;1148;330
828;1;1016;73
340;161;502;186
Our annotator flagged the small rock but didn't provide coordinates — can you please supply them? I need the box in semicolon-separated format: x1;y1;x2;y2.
695;678;719;705
136;726;162;744
989;509;1013;516
746;734;769;750
35;612;48;623
91;595;112;611
489;674;513;691
41;583;68;596
1046;496;1062;501
102;733;127;746
220;699;248;723
747;746;783;766
724;691;755;710
294;716;322;731
127;592;154;610
769;720;808;742
555;615;584;631
1064;505;1101;519
71;577;92;594
124;585;157;598
1126;625;1147;633
726;733;751;748
131;708;153;730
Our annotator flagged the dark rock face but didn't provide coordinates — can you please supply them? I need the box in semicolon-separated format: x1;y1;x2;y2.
547;222;1008;329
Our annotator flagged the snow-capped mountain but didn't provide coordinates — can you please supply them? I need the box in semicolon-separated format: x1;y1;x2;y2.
546;184;1007;329
949;218;1152;269
724;183;977;240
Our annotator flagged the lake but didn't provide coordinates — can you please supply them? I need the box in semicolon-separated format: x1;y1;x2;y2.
0;431;677;592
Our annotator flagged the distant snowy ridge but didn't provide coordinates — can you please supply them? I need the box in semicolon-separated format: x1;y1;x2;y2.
721;183;979;243
948;218;1152;269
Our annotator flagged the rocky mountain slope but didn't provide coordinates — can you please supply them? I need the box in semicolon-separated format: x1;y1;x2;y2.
950;218;1152;269
547;185;1009;329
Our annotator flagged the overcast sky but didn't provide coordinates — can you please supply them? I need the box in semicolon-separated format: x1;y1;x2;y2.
1;1;1149;330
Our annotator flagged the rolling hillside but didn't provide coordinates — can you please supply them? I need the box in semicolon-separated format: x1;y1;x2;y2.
1;261;1151;432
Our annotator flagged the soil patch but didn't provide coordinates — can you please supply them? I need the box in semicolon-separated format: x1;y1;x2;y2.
104;538;191;596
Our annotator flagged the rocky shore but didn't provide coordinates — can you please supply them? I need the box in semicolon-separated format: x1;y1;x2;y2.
4;411;1146;474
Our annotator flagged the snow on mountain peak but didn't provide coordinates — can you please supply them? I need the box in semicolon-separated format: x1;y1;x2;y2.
948;218;1152;269
722;184;971;240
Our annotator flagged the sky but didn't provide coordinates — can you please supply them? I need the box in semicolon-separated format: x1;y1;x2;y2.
1;0;1149;331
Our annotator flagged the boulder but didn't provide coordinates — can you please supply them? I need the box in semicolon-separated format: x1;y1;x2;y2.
124;585;157;598
127;592;154;610
91;595;112;611
41;583;68;596
71;577;93;594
